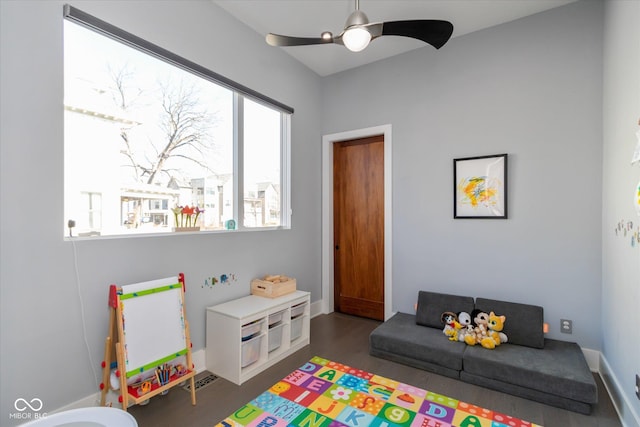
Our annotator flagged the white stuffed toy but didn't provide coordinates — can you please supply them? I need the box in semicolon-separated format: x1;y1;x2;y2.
456;311;473;342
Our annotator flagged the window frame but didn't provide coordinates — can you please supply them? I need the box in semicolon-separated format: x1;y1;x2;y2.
63;4;293;238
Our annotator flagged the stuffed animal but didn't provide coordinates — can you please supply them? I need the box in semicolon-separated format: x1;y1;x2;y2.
441;311;461;341
456;311;473;342
464;309;490;346
480;311;507;349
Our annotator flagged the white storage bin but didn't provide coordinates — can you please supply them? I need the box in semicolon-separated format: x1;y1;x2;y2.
291;302;307;318
241;319;263;340
290;315;304;341
269;310;286;326
268;322;285;352
241;333;263;367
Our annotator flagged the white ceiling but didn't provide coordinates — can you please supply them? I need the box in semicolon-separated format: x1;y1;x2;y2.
213;0;576;76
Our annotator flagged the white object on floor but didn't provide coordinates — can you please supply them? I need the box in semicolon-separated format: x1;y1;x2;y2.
20;406;137;427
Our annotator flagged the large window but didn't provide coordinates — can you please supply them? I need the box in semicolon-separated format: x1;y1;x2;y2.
63;6;292;237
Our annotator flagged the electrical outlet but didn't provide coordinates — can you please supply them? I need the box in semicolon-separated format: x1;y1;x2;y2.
636;374;639;400
560;319;572;334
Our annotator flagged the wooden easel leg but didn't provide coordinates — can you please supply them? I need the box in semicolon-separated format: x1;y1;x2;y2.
100;336;112;406
100;304;116;406
190;376;197;405
185;321;197;405
116;342;129;411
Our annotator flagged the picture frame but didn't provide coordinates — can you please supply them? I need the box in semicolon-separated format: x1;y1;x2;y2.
454;154;508;219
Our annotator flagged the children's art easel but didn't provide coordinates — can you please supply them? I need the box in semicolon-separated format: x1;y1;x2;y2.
99;273;196;410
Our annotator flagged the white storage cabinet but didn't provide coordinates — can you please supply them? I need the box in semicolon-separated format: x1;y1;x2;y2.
205;291;310;385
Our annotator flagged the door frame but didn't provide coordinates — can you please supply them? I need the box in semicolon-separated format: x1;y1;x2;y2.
321;124;393;320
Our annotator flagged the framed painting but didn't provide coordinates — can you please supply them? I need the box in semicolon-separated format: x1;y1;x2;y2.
454;154;508;219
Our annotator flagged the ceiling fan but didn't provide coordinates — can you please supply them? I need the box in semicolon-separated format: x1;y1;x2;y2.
266;0;454;53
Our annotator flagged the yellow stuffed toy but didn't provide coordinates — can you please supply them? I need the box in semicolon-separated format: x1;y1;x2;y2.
480;311;507;349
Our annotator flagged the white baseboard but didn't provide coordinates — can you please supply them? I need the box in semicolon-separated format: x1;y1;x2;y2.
310;299;324;318
599;354;640;427
581;347;600;372
192;348;206;373
53;391;103;413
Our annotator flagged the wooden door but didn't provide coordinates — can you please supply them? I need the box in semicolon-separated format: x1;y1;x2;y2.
333;135;384;320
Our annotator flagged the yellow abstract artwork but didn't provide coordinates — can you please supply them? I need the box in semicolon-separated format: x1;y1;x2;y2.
454;154;507;218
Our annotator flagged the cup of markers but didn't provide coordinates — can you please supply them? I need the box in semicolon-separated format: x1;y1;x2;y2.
156;364;172;395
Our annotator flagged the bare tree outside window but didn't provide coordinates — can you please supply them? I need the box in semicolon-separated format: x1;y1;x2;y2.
112;71;220;186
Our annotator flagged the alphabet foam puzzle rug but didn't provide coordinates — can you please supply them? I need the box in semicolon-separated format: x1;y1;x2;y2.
216;356;542;427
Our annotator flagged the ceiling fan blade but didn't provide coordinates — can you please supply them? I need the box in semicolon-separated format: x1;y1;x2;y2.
266;33;334;47
381;20;454;49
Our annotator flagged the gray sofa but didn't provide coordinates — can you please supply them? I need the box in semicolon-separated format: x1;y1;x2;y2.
369;291;597;414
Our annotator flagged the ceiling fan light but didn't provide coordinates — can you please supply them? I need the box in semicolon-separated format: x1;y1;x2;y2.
343;27;371;52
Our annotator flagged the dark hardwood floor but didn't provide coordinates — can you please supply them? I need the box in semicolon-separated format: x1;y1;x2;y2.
128;313;622;427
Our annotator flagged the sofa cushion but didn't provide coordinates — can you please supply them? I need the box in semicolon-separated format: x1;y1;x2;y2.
462;338;597;404
369;312;467;371
474;297;544;349
416;291;475;329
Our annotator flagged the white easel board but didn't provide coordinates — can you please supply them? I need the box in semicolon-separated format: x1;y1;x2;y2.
119;277;187;378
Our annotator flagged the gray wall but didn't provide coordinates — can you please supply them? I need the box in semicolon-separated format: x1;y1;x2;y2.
0;1;322;423
322;1;603;348
602;1;640;424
